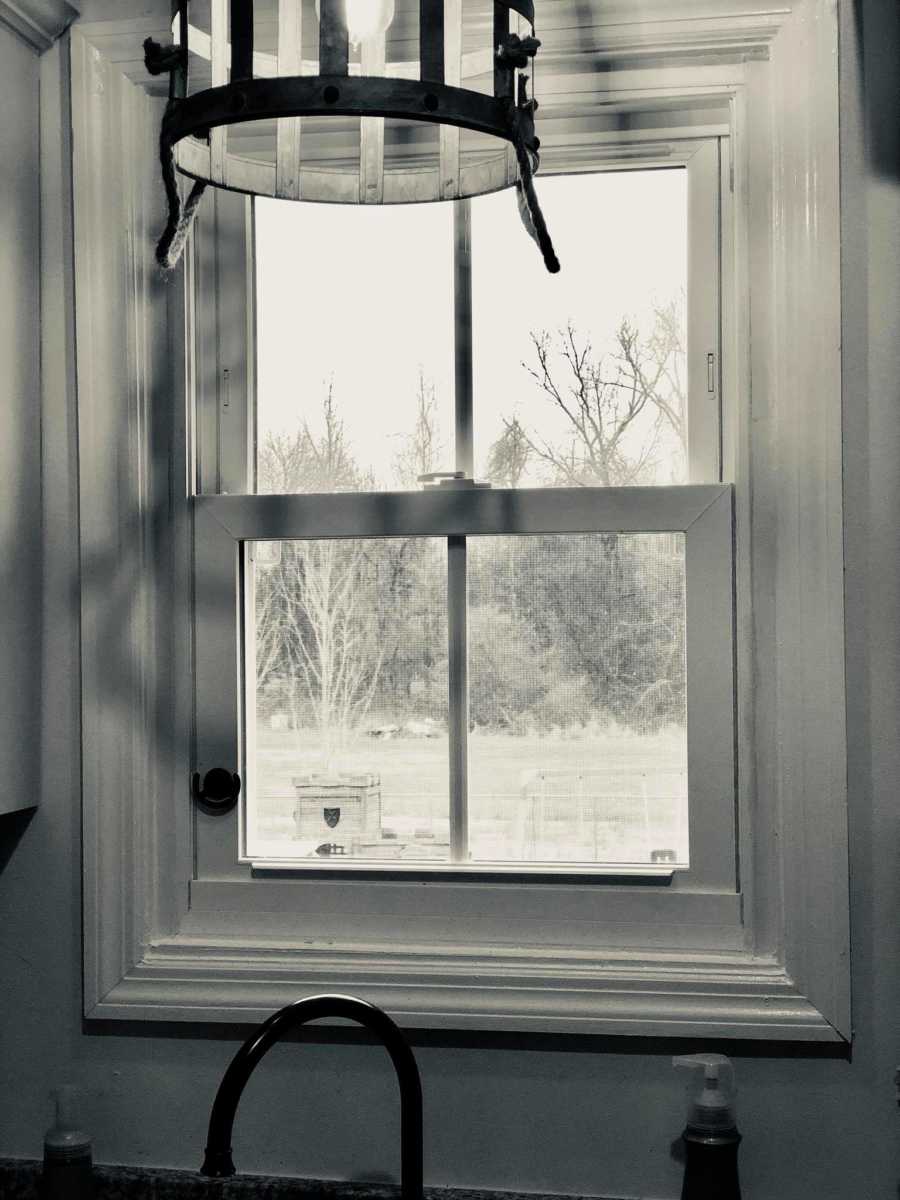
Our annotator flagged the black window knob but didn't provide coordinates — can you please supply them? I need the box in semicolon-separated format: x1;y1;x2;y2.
192;768;241;813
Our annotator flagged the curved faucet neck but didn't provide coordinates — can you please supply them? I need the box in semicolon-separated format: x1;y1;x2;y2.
201;994;424;1200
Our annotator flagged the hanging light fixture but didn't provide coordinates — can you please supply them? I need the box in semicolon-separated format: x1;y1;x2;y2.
144;0;559;272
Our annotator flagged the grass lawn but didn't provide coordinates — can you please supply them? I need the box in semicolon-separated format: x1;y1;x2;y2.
248;724;688;866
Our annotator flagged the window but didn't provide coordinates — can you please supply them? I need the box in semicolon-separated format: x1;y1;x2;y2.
193;144;734;881
76;6;850;1039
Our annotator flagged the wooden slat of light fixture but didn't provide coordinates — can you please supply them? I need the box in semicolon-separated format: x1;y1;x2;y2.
319;0;349;76
419;0;444;83
209;0;229;183
275;0;303;198
439;0;461;199
230;0;254;81
359;35;386;203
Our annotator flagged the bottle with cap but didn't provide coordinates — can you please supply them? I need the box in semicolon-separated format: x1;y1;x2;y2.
42;1085;94;1200
673;1053;741;1200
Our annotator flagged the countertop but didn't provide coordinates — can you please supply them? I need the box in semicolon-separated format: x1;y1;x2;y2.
0;1160;628;1200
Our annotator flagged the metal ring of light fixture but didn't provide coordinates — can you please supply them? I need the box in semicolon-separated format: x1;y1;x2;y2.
145;0;559;272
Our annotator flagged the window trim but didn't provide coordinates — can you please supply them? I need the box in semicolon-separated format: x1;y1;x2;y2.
73;2;850;1040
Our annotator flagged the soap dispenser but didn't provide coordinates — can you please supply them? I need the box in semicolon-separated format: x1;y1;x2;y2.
673;1053;741;1200
42;1085;94;1200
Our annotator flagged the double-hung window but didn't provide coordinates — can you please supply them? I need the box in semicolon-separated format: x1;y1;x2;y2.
75;5;850;1037
191;136;737;894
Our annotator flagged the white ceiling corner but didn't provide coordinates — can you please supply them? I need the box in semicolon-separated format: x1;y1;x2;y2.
0;0;79;51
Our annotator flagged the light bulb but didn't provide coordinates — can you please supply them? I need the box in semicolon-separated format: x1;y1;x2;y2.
315;0;395;46
345;0;394;42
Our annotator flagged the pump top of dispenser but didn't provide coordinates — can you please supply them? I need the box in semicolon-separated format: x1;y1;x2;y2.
673;1053;737;1133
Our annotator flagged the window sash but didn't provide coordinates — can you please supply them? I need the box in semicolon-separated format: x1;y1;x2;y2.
198;137;724;499
198;485;726;539
193;483;735;885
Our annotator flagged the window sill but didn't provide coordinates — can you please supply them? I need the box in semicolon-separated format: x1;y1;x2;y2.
247;862;679;879
89;936;841;1042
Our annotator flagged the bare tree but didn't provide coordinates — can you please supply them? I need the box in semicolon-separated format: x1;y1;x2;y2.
254;548;287;694
258;381;362;495
392;369;444;487
507;298;686;487
478;300;689;731
635;298;686;457
267;540;383;766
486;416;531;487
254;391;383;760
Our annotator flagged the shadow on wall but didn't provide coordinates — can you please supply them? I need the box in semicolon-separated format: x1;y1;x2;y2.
75;365;188;779
0;809;36;875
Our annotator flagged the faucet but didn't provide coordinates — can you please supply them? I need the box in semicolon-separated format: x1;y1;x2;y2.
200;993;424;1200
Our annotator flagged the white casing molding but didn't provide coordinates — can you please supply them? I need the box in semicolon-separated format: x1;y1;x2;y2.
71;0;849;1040
0;0;78;50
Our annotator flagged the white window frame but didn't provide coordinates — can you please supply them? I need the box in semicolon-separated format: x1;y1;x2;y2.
187;141;739;951
73;2;850;1040
192;138;728;884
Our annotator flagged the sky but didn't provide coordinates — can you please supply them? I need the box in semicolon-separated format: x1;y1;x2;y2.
254;167;688;487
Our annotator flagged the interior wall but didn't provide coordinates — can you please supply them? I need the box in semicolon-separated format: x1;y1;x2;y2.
0;21;41;817
0;3;898;1199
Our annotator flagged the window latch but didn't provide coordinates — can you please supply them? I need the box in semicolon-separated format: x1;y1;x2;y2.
417;472;492;490
192;768;241;814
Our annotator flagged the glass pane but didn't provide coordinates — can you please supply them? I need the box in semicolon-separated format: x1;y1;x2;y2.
472;170;689;487
255;199;453;494
246;537;451;861
467;534;688;866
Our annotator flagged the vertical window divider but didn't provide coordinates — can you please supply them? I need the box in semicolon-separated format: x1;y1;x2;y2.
453;198;474;474
447;197;474;861
447;533;468;861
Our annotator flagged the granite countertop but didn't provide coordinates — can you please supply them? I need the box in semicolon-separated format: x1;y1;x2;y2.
0;1160;627;1200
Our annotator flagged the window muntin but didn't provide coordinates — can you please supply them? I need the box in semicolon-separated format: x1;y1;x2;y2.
194;140;729;880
